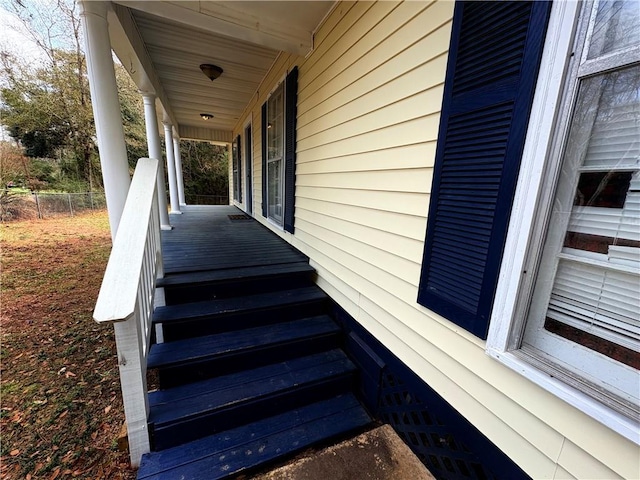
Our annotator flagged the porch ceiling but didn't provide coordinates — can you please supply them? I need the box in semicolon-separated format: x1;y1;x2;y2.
107;1;334;143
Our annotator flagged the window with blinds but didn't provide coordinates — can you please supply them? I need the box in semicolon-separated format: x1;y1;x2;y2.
522;0;639;416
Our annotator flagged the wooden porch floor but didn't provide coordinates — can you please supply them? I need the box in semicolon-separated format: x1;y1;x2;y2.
161;205;308;274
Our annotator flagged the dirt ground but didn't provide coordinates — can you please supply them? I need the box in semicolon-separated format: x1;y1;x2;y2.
1;211;137;479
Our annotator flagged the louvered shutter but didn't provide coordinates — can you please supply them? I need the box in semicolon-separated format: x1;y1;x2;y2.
417;1;552;339
284;67;298;234
261;102;268;218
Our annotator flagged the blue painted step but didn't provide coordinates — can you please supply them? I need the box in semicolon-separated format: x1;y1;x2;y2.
149;350;357;450
138;393;371;480
157;262;316;305
148;316;341;388
153;286;328;341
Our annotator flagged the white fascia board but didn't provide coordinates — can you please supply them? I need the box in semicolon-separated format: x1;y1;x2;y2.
107;3;180;129
178;125;233;143
113;0;313;56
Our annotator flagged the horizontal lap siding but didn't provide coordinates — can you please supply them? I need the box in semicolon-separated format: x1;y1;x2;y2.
232;1;637;478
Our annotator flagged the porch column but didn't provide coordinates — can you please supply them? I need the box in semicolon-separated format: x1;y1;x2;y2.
163;122;181;214
79;0;130;239
141;93;171;229
228;143;234;205
173;137;186;206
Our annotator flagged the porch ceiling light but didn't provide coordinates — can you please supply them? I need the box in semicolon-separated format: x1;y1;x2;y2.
200;113;214;120
199;64;223;81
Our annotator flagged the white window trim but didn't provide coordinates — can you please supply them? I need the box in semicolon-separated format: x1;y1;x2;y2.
243;114;253;215
232;138;242;206
264;73;287;230
485;0;640;445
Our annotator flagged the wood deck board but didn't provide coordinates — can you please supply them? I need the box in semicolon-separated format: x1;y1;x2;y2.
147;316;338;369
161;206;308;274
148;406;371;480
148;351;355;426
137;394;368;479
152;286;327;324
157;262;314;287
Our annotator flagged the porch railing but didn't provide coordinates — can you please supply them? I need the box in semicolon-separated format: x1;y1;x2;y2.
93;158;163;466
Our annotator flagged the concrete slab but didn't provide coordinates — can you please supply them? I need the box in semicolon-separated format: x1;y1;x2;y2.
249;425;436;480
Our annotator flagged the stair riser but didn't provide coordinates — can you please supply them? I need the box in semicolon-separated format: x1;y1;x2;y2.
163;272;315;305
160;300;328;342
156;333;342;389
150;374;356;451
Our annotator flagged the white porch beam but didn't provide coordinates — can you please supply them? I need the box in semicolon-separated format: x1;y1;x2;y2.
113;1;314;56
141;93;172;229
79;0;131;239
173;137;186;206
227;142;234;206
107;2;180;129
163;122;181;214
179;125;233;144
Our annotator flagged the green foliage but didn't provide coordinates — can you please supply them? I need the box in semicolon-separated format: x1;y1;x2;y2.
0;1;147;191
0;0;230;201
115;63;147;169
179;140;229;197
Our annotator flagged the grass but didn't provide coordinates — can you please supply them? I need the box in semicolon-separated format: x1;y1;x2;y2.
1;211;136;479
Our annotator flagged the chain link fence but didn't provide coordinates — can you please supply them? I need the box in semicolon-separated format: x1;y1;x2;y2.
1;191;107;221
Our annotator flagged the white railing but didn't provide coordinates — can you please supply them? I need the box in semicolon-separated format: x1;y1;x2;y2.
93;158;163;467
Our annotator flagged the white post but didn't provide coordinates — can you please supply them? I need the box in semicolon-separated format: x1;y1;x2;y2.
227;143;234;205
113;315;150;467
79;0;131;239
163;122;181;214
173;136;186;206
141;93;171;229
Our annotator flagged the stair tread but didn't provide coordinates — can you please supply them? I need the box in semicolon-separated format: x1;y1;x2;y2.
147;315;339;369
148;350;355;427
138;394;371;480
156;262;315;287
153;286;327;324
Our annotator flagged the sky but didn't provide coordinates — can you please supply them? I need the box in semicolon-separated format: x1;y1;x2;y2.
0;6;47;63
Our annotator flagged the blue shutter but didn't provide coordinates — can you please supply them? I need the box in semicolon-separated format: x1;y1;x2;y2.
261;102;267;218
236;134;242;201
284;67;298;234
417;1;552;339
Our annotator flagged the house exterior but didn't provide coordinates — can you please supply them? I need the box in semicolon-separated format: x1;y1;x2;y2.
83;1;639;479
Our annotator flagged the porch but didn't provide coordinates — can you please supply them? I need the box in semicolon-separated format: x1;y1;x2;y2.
160;205;307;275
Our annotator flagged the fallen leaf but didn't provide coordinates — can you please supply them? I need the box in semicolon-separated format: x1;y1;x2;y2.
65;371;76;378
9;449;19;456
104;406;111;414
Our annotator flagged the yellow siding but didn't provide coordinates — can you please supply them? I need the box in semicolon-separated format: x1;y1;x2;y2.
232;1;639;478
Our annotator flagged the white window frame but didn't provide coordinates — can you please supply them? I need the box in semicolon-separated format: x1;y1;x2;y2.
265;79;285;228
232;138;241;203
486;0;640;445
243;114;253;215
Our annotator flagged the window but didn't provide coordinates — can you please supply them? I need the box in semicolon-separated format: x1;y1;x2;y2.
232;135;242;202
266;83;284;225
488;0;639;441
521;2;639;417
261;67;298;233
